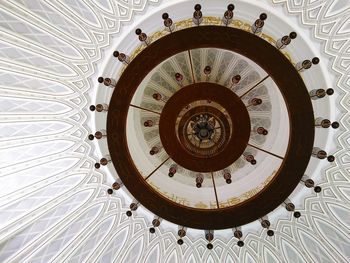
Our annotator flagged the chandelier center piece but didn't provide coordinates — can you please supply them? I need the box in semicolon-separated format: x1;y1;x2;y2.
159;83;250;172
192;114;218;140
196;119;213;140
177;102;232;158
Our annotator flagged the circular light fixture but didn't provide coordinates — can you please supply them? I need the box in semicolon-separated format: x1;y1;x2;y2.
106;25;313;229
91;4;337;248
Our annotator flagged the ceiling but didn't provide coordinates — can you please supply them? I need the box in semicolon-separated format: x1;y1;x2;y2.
0;0;349;262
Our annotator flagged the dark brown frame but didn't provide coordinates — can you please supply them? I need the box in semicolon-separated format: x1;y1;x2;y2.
107;26;314;229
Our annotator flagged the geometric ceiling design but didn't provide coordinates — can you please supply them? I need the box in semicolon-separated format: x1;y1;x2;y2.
0;0;349;262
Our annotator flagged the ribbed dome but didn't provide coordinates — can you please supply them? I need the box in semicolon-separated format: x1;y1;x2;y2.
0;0;349;262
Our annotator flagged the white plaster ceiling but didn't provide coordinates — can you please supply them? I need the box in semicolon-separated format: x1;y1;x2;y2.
0;0;349;262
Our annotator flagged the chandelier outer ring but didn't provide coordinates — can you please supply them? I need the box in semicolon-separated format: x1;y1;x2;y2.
107;26;314;229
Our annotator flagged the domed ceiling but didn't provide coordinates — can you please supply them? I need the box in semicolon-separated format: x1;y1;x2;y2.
0;0;349;262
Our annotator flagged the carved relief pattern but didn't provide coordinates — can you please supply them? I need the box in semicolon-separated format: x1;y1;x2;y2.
0;0;349;262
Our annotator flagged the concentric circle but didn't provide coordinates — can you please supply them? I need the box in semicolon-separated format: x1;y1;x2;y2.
159;82;250;172
107;26;314;229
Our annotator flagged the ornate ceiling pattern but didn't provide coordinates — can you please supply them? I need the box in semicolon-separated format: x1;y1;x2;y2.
135;48;275;195
0;0;349;262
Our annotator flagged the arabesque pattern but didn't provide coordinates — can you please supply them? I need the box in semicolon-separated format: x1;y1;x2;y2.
0;0;349;262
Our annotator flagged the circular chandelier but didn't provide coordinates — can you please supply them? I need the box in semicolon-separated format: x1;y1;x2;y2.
89;3;338;250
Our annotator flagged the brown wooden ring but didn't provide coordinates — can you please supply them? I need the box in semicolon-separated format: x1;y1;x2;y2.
107;26;314;229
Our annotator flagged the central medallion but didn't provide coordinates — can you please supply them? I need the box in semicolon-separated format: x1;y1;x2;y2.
159;83;250;172
191;114;217;140
176;101;233;158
